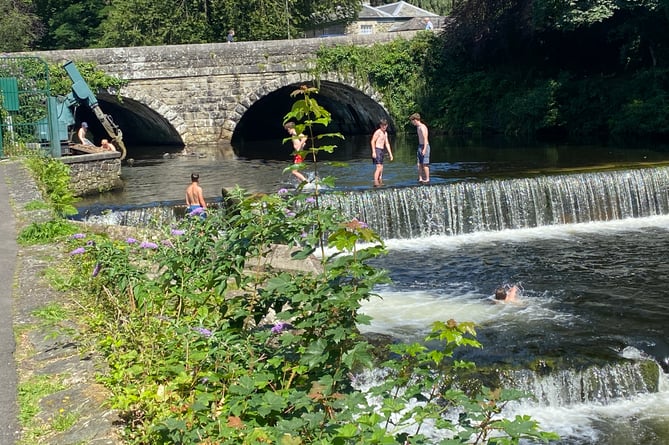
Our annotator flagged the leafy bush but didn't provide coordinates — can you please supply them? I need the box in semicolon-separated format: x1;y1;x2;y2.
18;219;79;245
315;34;435;129
24;155;79;217
63;90;557;444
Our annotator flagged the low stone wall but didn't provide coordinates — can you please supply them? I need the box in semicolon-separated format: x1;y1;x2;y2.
60;152;123;196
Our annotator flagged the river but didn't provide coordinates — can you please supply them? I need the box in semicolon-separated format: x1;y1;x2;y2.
77;135;669;444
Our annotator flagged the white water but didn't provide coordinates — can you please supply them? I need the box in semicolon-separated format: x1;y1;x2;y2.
357;215;669;444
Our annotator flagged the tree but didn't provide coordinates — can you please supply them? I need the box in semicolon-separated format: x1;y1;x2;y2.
32;0;108;49
96;0;362;46
0;0;42;51
97;0;212;47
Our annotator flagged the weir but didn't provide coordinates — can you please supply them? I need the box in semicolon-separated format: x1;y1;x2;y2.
501;360;660;406
320;166;669;239
79;166;669;240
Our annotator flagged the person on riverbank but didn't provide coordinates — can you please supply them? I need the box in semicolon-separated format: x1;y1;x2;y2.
410;113;430;184
100;139;117;152
371;118;393;187
284;122;308;183
186;173;207;216
77;122;94;146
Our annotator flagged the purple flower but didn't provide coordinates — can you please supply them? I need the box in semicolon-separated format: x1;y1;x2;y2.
300;232;308;238
305;197;316;204
70;233;86;239
189;207;205;216
345;218;368;231
86;240;96;246
271;322;288;334
193;327;212;338
286;211;296;217
92;263;101;277
277;188;289;195
126;237;137;244
69;247;86;255
139;241;159;249
171;229;185;236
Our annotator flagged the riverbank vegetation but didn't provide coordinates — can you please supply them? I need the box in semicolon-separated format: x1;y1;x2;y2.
4;1;667;143
15;92;558;444
315;0;669;142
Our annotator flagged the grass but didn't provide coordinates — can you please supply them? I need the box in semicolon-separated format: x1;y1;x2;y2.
24;200;50;211
17;375;67;444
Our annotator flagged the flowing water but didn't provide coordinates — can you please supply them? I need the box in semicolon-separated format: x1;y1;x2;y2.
76;135;669;444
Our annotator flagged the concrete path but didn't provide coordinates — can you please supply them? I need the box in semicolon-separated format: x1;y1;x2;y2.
0;160;20;444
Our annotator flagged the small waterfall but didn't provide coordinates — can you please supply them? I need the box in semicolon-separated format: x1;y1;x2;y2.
500;360;660;406
321;167;669;239
78;167;669;237
78;205;185;228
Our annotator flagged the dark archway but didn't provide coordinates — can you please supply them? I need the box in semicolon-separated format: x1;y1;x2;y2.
231;81;393;159
71;93;184;157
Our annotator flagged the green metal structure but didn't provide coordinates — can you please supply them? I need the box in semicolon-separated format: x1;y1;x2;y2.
0;56;126;159
0;56;59;158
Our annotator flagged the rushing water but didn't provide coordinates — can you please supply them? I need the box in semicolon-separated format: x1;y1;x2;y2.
76;136;669;444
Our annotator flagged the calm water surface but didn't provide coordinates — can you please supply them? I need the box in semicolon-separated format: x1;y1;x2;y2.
78;135;669;210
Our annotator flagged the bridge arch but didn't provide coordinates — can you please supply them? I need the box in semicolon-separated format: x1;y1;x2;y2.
72;92;186;150
230;73;393;159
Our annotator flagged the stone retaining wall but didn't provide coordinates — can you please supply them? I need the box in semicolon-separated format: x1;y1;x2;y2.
60;152;123;196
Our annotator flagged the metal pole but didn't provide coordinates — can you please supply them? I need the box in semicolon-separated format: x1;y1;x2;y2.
285;0;290;40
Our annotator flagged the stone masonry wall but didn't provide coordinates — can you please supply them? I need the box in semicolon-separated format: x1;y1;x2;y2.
60;153;123;196
27;33;416;146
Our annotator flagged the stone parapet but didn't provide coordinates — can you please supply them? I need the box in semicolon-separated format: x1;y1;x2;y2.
20;32;417;147
60;152;123;196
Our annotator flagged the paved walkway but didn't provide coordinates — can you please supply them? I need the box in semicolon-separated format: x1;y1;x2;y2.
0;160;20;444
0;159;122;445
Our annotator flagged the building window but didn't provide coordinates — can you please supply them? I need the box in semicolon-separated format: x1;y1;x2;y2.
360;25;373;34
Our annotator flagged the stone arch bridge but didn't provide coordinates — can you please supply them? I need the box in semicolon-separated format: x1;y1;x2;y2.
29;33;415;158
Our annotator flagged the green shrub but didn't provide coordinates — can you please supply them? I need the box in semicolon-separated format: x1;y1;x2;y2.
24;155;78;217
17;219;79;245
64;90;557;444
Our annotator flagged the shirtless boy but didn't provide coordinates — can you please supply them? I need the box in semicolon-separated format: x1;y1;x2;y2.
370;118;393;187
77;122;94;146
494;285;519;303
410;113;430;184
186;173;207;214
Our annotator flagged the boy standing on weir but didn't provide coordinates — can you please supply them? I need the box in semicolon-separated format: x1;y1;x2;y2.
370;118;393;187
185;173;207;215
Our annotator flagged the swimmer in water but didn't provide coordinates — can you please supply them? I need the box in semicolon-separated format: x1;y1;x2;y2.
494;285;519;303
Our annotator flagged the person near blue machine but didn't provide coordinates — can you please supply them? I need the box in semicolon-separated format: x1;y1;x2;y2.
370;118;393;187
77;122;94;146
185;173;207;217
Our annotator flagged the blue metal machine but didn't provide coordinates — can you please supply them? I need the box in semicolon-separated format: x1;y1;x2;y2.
37;61;127;159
